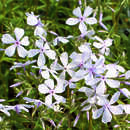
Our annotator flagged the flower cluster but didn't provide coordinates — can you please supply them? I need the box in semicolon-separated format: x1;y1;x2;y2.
0;3;130;128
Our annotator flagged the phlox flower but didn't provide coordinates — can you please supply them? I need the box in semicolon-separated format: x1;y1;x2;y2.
87;72;120;94
26;12;47;41
51;52;76;79
1;28;29;58
93;36;113;56
28;39;56;67
93;92;123;123
125;70;130;79
66;6;97;33
0;104;11;116
38;79;66;107
76;56;105;82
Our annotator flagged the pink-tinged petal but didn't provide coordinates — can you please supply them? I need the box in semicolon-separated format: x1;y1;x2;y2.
106;79;120;88
37;53;45;67
109;105;123;115
93;108;104;119
35;39;44;48
96;81;106;94
17;46;27;58
83;6;93;17
102;108;112;123
45;94;52;106
41;70;50;79
85;17;97;25
38;84;49;94
28;49;40;57
73;7;82;17
93;42;103;49
79;22;87;33
45;79;54;89
20;36;29;46
5;45;16;57
109;92;120;105
66;18;79;25
60;52;68;67
14;28;24;41
53;94;66;103
2;34;15;44
45;50;56;59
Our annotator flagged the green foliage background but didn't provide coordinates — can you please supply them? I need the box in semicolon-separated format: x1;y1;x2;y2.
0;0;130;129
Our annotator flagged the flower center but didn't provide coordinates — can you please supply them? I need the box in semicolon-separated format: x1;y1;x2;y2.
40;47;44;52
49;89;55;95
80;17;84;21
15;41;20;46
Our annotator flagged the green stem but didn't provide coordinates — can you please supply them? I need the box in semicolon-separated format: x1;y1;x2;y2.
89;110;93;130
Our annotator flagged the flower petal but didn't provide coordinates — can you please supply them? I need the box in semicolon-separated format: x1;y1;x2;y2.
45;94;52;107
109;92;120;105
28;49;39;57
45;50;56;59
102;108;112;123
17;46;28;58
45;79;54;89
109;105;123;115
5;45;16;57
60;52;68;67
79;22;87;33
20;36;29;46
38;84;49;94
93;108;103;119
53;94;66;103
106;79;120;88
41;70;50;79
27;15;38;26
83;6;93;17
14;28;24;41
73;7;82;17
2;34;15;44
37;53;45;67
66;18;79;25
85;17;97;25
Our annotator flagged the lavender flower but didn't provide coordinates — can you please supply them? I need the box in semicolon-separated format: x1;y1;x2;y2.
1;28;29;58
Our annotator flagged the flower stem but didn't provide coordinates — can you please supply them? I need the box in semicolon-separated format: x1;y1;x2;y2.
89;109;93;130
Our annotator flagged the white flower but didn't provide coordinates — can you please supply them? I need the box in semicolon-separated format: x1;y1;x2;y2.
1;28;29;58
38;79;66;107
93;36;113;56
125;70;130;79
28;39;56;67
66;6;97;33
93;92;123;123
51;52;76;79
